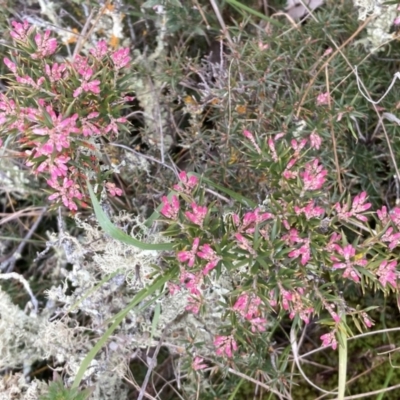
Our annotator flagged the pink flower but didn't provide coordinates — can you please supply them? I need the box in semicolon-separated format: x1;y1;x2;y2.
31;29;57;59
73;81;101;97
281;289;293;311
249;317;267;333
179;270;202;295
34;154;70;179
81;113;101;136
320;331;337;350
177;237;200;267
282;228;303;246
197;243;220;275
291;138;307;153
300;159;327;192
376;260;397;288
186;295;202;314
362;313;374;328
31;109;78;156
105;182;123;197
90;40;108;59
316;92;330;106
334;201;352;220
243;130;261;154
292;307;314;324
334;192;370;222
331;244;366;283
280;287;314;324
294;200;325;220
234;233;256;255
197;243;216;260
381;227;400;250
350;192;371;222
268;137;278;162
185;203;207;226
233;293;262;320
73;66;101;97
242;208;273;231
168;282;180;295
160;195;180;219
324;303;341;323
16;75;42;88
192;356;207;371
47;177;83;211
377;206;389;225
288;239;311;266
4;57;17;74
243;130;254;140
10;20;30;42
111;48;130;69
388;232;400;250
309;131;322;150
104;117;126;136
173;171;198;193
390;207;400;228
81;79;101;94
45;62;68;82
202;259;219;275
214;335;238;358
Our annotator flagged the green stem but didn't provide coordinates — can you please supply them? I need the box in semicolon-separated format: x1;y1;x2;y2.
337;325;348;400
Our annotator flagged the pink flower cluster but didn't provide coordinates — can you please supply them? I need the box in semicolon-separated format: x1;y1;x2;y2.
243;130;261;154
300;159;327;192
214;335;238;358
283;224;311;266
280;286;314;324
233;293;267;333
377;206;400;254
320;331;337;350
376;260;397;288
177;236;221;278
334;192;372;222
331;244;367;283
173;171;198;194
1;22;132;210
294;200;325;220
162;126;400;360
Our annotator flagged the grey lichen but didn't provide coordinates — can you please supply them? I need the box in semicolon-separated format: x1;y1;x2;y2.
353;0;399;52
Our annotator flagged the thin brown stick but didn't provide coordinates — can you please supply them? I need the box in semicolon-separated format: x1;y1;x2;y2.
193;0;211;29
226;366;291;399
325;66;343;193
209;0;234;46
73;1;111;59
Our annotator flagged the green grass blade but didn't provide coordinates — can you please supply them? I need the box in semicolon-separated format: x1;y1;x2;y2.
225;0;283;27
87;180;174;251
338;323;348;400
71;267;177;389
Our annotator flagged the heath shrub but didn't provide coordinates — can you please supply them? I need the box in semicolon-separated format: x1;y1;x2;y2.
0;21;133;210
158;128;399;374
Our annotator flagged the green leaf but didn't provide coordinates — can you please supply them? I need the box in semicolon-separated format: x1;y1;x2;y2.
87;180;174;251
337;321;348;400
142;0;161;8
